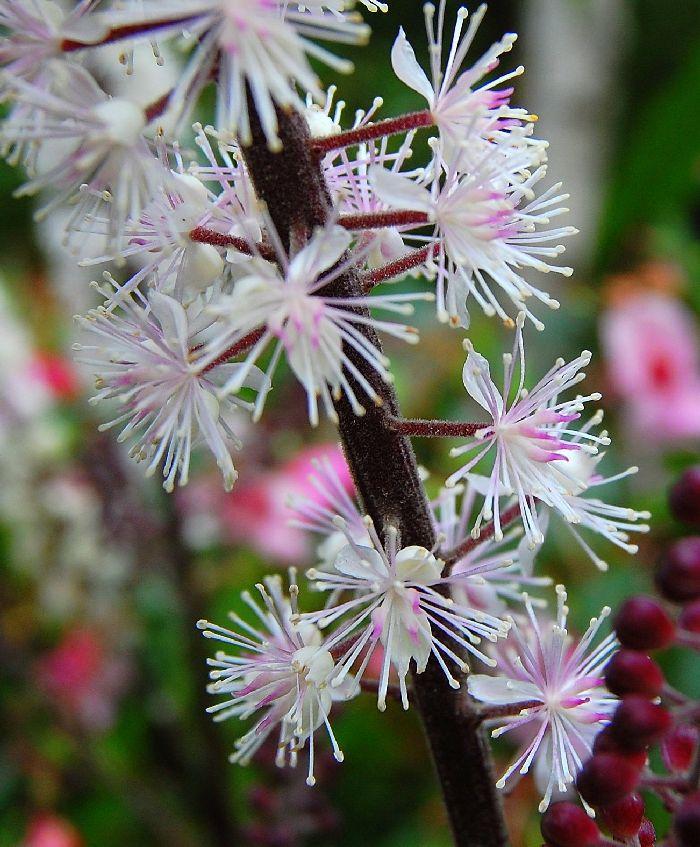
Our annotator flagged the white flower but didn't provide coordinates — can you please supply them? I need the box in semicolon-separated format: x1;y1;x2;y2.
75;286;263;491
304;517;509;711
446;314;610;545
0;0;95;82
390;2;530;158
204;224;432;426
91;0;369;148
542;421;651;571
370;150;574;329
468;586;618;811
432;481;551;615
198;573;356;785
0;61;159;249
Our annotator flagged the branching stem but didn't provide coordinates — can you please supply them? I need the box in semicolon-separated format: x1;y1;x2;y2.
310;110;435;155
386;415;488;439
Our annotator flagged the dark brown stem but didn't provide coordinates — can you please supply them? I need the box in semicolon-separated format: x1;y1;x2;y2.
310;110;435;155
386;415;488;439
189;226;277;260
339;210;429;231
362;244;438;291
242;98;508;847
442;504;523;567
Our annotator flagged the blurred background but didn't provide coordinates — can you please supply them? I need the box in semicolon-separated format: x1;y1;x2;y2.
1;1;700;845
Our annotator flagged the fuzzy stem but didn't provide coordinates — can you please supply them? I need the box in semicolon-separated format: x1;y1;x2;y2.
386;415;488;438
241;98;508;847
61;15;202;52
477;700;543;724
199;327;266;374
442;504;523;567
339;210;430;231
362;244;438;291
189;226;276;260
310;110;435;155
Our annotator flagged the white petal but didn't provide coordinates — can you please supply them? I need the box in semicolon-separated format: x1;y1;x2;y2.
149;292;189;353
467;674;541;705
333;543;386;580
462;348;503;416
291;225;351;282
391;27;435;105
369;166;433;214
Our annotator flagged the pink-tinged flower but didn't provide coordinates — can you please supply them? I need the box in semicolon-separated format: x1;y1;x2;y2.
23;814;83;847
369;149;573;329
76;286;264;491
206;224;432;426
390;2;531;157
0;1;95;82
37;628;129;731
304;518;509;711
432;481;551;615
287;449;369;570
89;0;369;148
27;353;79;401
220;444;353;563
198;573;356;786
0;61;160;249
468;586;618;811
600;291;700;440
446;314;609;545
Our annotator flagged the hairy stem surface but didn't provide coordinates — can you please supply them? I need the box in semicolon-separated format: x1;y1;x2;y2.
241;100;509;847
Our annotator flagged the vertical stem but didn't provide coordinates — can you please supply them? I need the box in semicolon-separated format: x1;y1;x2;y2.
242;102;509;847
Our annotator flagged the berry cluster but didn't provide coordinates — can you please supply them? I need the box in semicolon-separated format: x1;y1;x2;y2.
541;466;700;847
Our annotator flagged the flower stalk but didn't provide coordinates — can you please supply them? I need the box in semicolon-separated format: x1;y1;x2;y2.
241;98;509;847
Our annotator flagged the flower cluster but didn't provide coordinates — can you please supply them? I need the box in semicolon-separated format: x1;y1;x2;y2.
0;0;650;825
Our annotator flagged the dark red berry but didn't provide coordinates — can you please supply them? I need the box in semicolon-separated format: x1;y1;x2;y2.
656;537;700;603
576;753;640;807
675;791;700;847
598;793;644;839
608;696;672;750
593;727;647;769
679;599;700;632
540;802;599;847
669;466;700;527
604;650;664;698
662;724;699;773
638;817;655;846
614;596;675;650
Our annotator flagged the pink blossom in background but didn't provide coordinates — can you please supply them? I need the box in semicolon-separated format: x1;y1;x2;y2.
24;814;83;847
37;628;129;731
218;444;354;564
600;290;700;440
27;354;80;402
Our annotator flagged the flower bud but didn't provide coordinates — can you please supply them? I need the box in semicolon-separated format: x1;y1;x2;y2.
656;537;700;603
608;696;672;750
669;466;700;527
604;650;664;698
679;599;700;632
598;793;644;839
662;724;698;773
638;818;655;846
614;597;675;650
576;753;641;807
675;791;700;847
592;727;648;769
540;802;599;847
